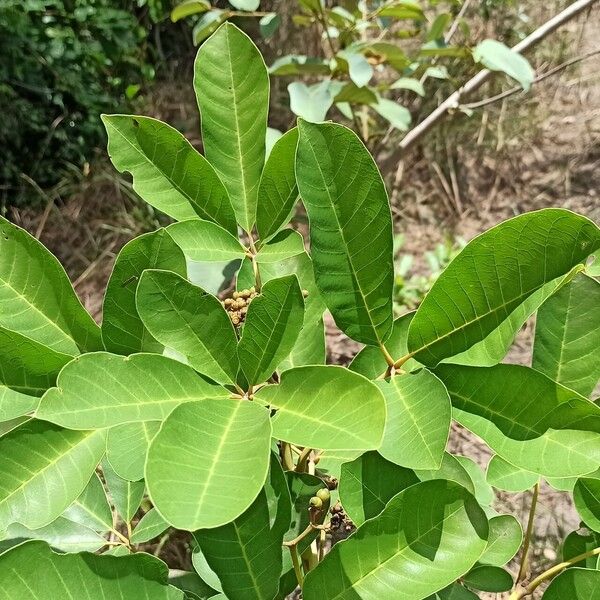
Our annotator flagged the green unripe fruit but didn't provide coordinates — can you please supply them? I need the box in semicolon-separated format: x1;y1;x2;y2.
316;488;330;503
309;496;323;509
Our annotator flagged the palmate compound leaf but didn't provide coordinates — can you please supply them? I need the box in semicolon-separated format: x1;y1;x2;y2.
296;120;394;346
542;568;600;599
194;455;291;600
339;451;419;526
0;419;105;530
375;370;451;470
303;480;489;600
238;274;305;386
37;352;229;429
407;209;600;367
455;407;600;478
0;216;102;355
195;22;269;233
0;327;71;421
136;270;239;385
102;115;237;233
255;365;386;450
0;540;184;599
256;128;299;242
146;399;272;530
533;273;600;398
102;229;187;355
436;363;600;440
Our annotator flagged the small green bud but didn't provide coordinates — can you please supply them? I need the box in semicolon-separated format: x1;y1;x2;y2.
316;488;330;503
309;496;323;509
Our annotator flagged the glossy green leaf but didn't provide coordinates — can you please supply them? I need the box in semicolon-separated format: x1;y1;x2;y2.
0;420;105;530
315;450;362;480
193;10;227;44
146;399;272;530
455;407;600;477
427;583;479;599
38;353;228;429
237;251;326;370
131;508;170;544
106;421;161;482
1;517;106;553
137;270;239;384
103;462;144;523
102;229;187;355
167;219;246;263
408;210;600;366
303;480;488;600
169;570;219;600
194;455;290;600
256;128;299;242
415;452;475;495
256;366;385;450
574;477;600;532
463;564;513;592
533;274;600;398
269;55;330;76
543;568;600;599
376;370;450;470
256;230;305;264
486;455;539;492
195;23;268;232
563;530;600;569
373;97;412;131
171;0;211;21
62;472;112;532
338;49;373;87
0;216;101;354
473;39;534;90
102;115;236;232
455;455;494;506
379;2;424;19
339;451;419;525
436;363;600;440
479;514;523;566
288;81;336;122
0;540;183;599
238;275;304;385
349;313;420;378
296;120;394;346
391;77;425;95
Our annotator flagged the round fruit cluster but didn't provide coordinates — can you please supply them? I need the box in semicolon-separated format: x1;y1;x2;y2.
223;287;258;326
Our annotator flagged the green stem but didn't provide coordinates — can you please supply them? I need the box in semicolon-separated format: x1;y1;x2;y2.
379;343;395;367
296;447;313;472
516;481;540;583
281;442;295;471
289;544;304;588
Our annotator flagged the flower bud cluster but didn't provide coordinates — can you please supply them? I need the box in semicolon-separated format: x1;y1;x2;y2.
223;287;257;326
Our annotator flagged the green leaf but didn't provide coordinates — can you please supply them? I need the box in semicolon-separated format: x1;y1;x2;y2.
131;508;169;544
238;275;304;385
256;230;305;263
0;216;101;354
376;370;450;470
455;407;600;478
103;462;145;523
337;49;373;88
437;363;600;440
479;514;523;567
102;229;187;355
373;97;412;131
455;455;494;506
379;2;424;20
137;270;239;384
339;451;419;525
146;399;272;530
333;81;377;105
62;473;113;532
0;328;71;421
256;128;299;242
193;10;227;45
2;517;106;553
574;477;600;532
0;420;105;530
543;568;600;598
269;55;330;76
288;81;336;122
169;570;219;600
390;77;425;96
171;0;211;22
102;116;237;233
349;313;420;378
167;219;246;262
0;540;183;599
296;120;394;346
315;450;362;480
303;480;488;599
195;23;268;232
473;39;534;90
194;455;290;600
37;353;228;429
428;584;480;599
106;421;161;482
229;0;259;9
563;530;600;569
408;210;600;366
260;12;281;38
415;452;475;495
255;366;385;450
486;456;539;492
237;252;326;370
533;274;600;398
463;564;513;592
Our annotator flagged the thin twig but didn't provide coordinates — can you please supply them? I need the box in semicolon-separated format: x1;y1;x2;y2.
517;481;540;583
288;544;304;587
